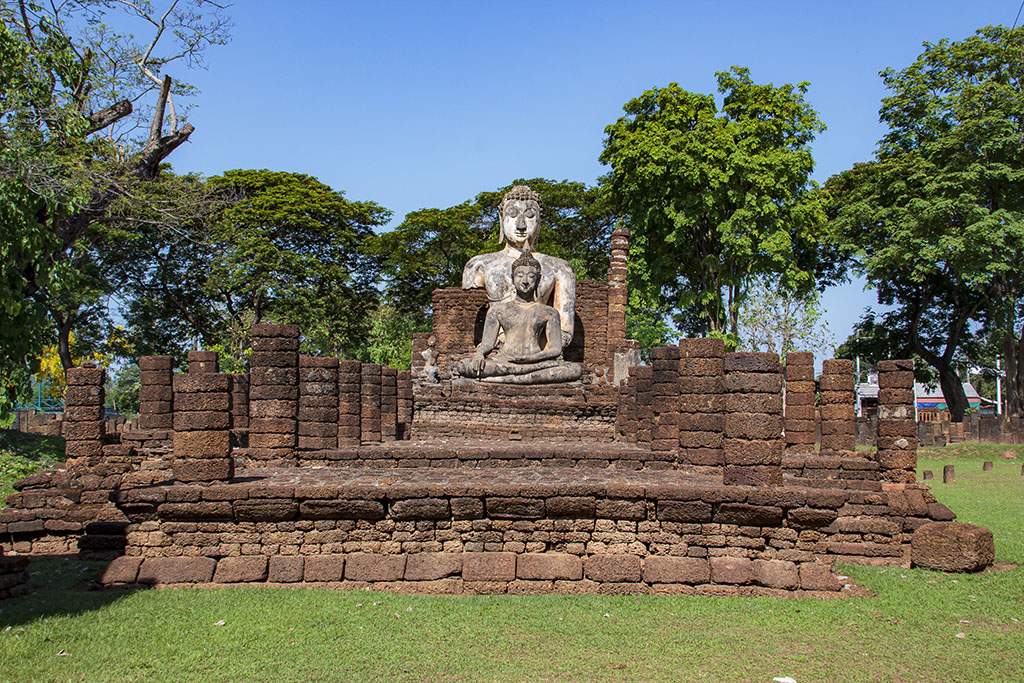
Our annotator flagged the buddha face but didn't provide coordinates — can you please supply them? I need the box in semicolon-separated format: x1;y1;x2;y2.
501;199;540;248
512;263;540;300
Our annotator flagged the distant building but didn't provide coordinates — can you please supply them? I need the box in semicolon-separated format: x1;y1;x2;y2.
855;373;996;420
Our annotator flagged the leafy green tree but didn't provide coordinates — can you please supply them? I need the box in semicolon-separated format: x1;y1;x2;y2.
374;178;616;322
600;67;837;339
119;170;390;365
0;1;229;419
828;26;1024;421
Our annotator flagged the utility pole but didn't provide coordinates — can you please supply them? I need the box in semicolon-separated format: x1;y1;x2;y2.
996;356;1003;416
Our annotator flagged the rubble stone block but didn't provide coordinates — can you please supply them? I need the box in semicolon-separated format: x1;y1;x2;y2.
304;555;343;582
214;556;268;583
463;552;516;582
798;562;841;591
911;522;994;572
100;556;142;585
138;556;216;584
752;559;799;589
710;556;752;585
344;553;406;582
405;553;463;581
584;555;641;583
642;556;710;584
269;556;304;583
517;553;582;581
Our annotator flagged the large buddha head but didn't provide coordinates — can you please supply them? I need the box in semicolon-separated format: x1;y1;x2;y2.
499;185;543;249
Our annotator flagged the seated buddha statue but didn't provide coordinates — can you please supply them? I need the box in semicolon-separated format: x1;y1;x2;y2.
453;249;582;385
462;184;576;347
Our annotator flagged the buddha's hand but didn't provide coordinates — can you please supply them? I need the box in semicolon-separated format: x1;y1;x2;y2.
468;352;487;376
561;330;573;349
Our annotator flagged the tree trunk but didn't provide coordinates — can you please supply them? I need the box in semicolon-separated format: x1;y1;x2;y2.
54;312;74;372
936;362;970;423
1005;329;1023;419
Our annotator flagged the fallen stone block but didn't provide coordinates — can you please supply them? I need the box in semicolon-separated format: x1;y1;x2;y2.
911;522;994;572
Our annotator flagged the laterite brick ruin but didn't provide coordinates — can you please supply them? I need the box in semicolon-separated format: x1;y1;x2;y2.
1;185;986;596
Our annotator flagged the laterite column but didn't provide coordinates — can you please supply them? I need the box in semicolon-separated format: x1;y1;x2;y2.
381;367;398;441
298;356;338;450
877;360;917;483
651;346;680;452
337;360;362;446
783;352;816;455
397;370;413;440
137;356;173;431
633;365;653;448
677;338;725;469
818;359;856;457
723;352;783;486
360;363;382;443
248;324;299;463
172;370;233;482
63;364;106;465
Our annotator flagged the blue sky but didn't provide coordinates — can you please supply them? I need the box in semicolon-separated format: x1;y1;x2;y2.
167;0;1021;357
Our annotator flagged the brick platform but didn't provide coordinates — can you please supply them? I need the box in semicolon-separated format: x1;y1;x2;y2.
105;463;953;593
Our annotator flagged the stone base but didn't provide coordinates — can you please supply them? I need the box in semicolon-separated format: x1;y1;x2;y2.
107;465;961;594
411;380;620;442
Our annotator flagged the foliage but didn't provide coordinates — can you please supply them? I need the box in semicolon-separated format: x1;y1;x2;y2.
374;178;616;321
118;170;390;365
827;25;1024;421
601;67;838;338
737;275;833;359
0;1;229;420
0;429;63;506
106;363;139;415
362;305;425;370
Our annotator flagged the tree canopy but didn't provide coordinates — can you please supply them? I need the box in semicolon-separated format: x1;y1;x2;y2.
600;67;838;343
0;0;229;421
828;25;1024;420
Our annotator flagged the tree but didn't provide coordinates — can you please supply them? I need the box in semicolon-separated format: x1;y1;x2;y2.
374;178;616;322
827;26;1024;421
600;67;838;342
737;276;833;359
0;1;229;419
119;170;390;365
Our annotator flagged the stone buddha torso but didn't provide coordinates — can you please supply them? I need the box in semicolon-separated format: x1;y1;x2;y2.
461;186;577;346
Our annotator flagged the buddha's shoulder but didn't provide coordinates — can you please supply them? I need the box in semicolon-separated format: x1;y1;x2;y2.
464;251;508;269
536;253;573;274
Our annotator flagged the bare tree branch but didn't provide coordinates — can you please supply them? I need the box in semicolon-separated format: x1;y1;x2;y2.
86;99;133;135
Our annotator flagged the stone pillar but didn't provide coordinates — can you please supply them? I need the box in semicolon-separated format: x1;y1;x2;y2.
615;374;639;443
877;359;917;483
381;367;398;441
248;324;299;462
633;365;653;448
360;363;382;443
723;352;783;486
229;373;249;430
187;350;218;374
397;370;413;440
783;352;816;455
651;346;680;452
298;356;338;450
337;360;362;446
410;333;431;376
63;364;106;464
137;356;173;431
606;226;629;356
819;359;856;457
171;373;233;482
677;338;725;468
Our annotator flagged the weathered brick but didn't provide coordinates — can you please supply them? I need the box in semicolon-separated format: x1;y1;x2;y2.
345;553;406;581
404;553;462;581
214;556;268;583
584;555;641;583
710;556;752;585
642;556;709;584
138;557;216;584
303;555;343;582
463;552;516;581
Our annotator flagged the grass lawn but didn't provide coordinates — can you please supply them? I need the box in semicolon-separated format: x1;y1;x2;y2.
0;430;64;506
1;444;1022;681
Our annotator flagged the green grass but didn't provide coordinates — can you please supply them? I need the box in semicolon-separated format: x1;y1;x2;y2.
1;444;1022;680
0;430;64;506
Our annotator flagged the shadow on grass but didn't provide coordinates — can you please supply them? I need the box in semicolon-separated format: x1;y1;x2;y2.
0;556;147;629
